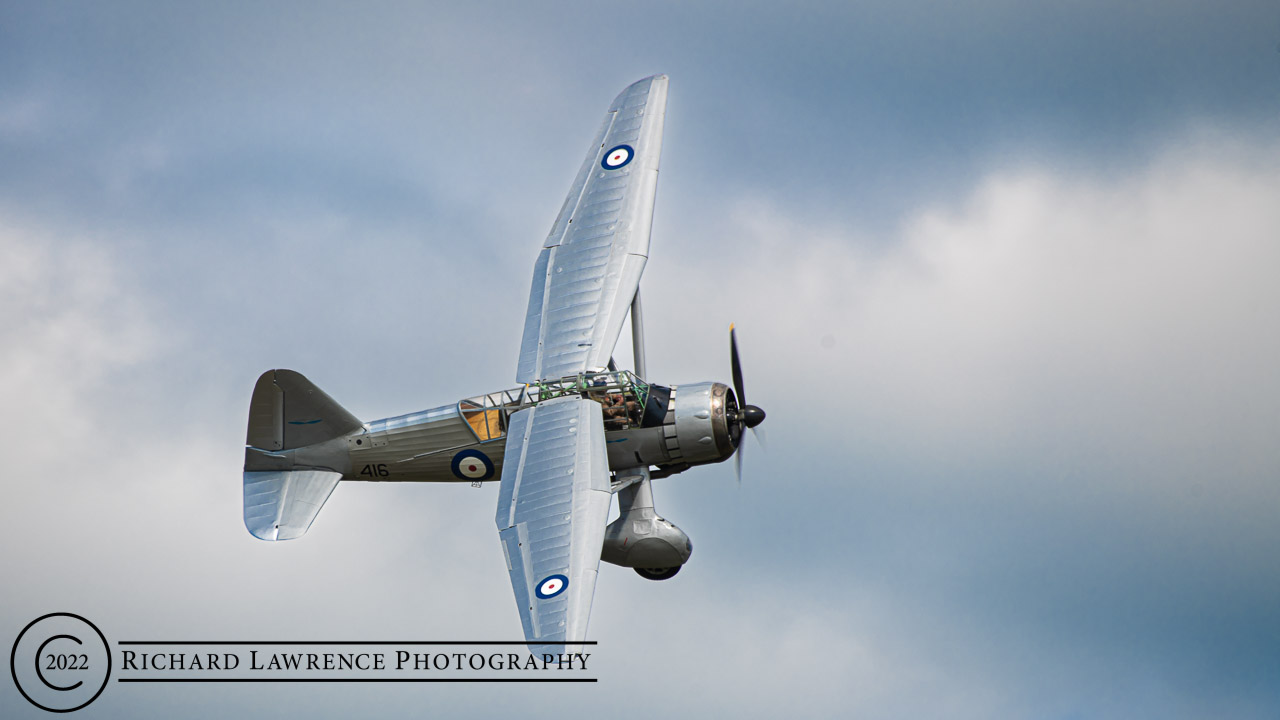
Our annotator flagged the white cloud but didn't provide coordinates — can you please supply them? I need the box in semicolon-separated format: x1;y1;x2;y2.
630;133;1280;716
0;220;161;459
3;132;1279;719
655;132;1280;479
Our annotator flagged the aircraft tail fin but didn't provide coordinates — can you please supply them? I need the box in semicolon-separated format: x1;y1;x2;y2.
246;369;363;451
243;370;362;541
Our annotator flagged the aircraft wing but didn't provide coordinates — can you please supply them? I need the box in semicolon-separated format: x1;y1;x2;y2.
496;396;612;651
516;74;668;384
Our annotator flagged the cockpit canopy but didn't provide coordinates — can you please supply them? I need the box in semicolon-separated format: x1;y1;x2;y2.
458;371;672;442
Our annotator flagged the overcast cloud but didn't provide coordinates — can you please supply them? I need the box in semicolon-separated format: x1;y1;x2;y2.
3;2;1278;718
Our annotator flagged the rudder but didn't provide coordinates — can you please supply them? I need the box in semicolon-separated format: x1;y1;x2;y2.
246;369;362;451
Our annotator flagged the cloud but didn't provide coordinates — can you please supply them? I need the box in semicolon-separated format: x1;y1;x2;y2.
661;129;1280;466
0;219;161;458
3;46;1279;715
637;130;1280;717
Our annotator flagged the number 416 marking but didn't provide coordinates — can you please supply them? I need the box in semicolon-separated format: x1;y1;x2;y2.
359;464;389;478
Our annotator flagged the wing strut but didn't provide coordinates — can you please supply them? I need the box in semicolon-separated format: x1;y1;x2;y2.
626;286;657;520
630;288;647;379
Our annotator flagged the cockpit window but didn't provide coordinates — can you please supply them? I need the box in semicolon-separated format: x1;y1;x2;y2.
458;371;662;439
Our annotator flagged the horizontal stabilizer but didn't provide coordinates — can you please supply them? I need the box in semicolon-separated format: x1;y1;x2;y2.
244;469;342;541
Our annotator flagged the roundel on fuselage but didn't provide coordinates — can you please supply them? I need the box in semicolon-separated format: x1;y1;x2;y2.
451;449;494;481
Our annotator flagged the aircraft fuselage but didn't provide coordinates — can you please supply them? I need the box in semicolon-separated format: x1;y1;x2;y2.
335;377;738;484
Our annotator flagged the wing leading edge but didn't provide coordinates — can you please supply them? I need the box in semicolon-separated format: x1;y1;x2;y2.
496;396;612;652
516;74;668;384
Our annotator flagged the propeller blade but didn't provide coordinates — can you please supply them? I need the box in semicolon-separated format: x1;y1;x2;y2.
734;433;744;485
730;324;746;406
728;323;763;487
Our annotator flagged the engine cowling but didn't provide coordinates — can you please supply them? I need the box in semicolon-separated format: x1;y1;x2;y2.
665;381;737;466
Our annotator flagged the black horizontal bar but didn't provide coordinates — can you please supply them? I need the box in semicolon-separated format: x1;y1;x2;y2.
118;678;595;683
116;641;595;646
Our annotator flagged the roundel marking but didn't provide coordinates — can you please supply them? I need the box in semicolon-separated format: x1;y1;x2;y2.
601;144;634;169
535;574;569;599
451;449;494;481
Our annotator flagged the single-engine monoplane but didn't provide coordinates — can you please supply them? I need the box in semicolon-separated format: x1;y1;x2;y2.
243;75;766;651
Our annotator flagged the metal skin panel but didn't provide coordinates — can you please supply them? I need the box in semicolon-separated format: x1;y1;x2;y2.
517;75;668;383
244;369;363;541
246;370;363;450
244;469;342;541
340;400;678;484
345;403;506;483
601;467;693;571
246;372;284;450
670;382;735;464
496;396;611;651
603;426;671;468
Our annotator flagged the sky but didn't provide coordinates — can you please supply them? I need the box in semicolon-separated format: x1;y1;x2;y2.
2;1;1279;717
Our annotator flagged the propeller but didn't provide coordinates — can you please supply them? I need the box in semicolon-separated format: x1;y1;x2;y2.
728;324;766;483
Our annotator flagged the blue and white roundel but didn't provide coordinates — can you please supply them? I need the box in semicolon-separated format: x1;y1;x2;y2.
601;144;634;169
451;449;494;481
535;574;569;599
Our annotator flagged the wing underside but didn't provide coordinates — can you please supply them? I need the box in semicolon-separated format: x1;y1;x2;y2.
499;76;670;652
516;74;668;383
496;396;612;652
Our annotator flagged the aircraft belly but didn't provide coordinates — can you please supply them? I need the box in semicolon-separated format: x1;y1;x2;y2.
344;403;506;483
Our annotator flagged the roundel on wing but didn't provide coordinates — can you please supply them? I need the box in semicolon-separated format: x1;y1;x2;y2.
535;574;569;599
601;144;634;169
451;449;495;481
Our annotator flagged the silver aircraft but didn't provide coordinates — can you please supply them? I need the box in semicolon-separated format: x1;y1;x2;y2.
242;75;766;650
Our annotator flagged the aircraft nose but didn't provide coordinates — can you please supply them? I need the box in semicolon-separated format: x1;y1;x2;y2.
742;404;765;428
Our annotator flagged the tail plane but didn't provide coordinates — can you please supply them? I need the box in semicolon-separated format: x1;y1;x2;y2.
243;370;361;541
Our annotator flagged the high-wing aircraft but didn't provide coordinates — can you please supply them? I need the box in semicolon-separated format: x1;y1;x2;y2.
242;75;765;652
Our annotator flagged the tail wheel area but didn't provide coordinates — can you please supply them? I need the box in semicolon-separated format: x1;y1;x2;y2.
635;566;681;581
